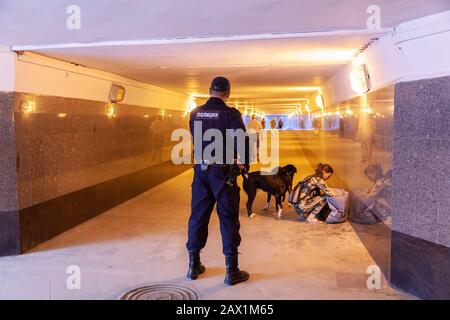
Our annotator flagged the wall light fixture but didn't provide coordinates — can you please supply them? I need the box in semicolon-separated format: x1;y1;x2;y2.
21;100;35;113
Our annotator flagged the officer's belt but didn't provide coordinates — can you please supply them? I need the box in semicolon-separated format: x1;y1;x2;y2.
198;161;229;171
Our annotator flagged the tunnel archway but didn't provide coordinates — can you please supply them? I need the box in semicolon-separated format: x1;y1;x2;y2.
1;1;449;300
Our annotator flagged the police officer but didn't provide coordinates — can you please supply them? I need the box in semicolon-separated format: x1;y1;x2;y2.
186;76;250;286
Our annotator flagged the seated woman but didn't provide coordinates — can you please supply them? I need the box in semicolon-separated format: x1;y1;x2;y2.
350;164;392;224
294;163;335;223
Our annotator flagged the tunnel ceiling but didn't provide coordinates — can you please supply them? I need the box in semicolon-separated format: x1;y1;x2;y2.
25;34;385;113
2;0;449;46
4;0;449;114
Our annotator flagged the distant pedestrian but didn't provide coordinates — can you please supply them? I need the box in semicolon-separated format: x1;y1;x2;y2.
270;117;277;130
247;114;262;162
339;117;345;139
278;118;284;129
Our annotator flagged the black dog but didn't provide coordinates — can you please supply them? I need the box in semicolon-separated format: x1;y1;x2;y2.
243;164;297;219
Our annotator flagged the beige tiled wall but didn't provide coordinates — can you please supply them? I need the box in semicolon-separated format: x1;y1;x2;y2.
12;93;189;209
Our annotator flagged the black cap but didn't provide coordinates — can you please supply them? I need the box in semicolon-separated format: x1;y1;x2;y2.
210;76;230;92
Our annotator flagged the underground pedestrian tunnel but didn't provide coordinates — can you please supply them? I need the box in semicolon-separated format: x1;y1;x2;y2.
0;1;449;300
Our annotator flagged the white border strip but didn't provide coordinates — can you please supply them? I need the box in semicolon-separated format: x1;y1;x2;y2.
11;29;390;51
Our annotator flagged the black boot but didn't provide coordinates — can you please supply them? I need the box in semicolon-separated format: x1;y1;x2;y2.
187;251;206;280
224;255;250;286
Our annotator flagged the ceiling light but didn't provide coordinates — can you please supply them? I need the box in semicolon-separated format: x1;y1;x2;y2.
109;84;126;103
188;100;197;112
287;87;321;92
305;103;311;113
21;100;35;113
293;49;355;64
349;64;371;95
364;107;373;114
315;94;325;109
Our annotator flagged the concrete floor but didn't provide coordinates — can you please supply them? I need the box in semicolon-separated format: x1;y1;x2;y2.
0;131;414;299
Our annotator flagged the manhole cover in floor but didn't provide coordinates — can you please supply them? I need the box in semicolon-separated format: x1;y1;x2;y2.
120;284;199;300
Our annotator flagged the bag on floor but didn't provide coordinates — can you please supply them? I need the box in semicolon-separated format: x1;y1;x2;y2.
324;188;349;224
325;200;346;224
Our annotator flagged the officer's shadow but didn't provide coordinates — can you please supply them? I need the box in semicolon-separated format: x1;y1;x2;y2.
170;267;271;295
199;266;224;278
199;272;272;297
169;266;224;284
